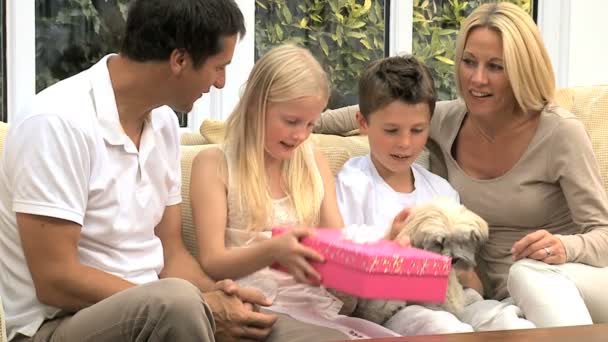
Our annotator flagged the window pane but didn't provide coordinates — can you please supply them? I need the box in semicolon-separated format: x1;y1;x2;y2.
413;0;534;101
35;0;188;127
35;0;129;91
255;0;387;109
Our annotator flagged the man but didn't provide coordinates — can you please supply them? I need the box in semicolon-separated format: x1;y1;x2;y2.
0;1;276;341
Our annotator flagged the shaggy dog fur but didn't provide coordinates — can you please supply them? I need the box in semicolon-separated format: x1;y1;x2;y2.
339;199;489;324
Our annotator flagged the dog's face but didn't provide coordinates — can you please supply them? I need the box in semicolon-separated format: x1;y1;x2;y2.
390;200;488;270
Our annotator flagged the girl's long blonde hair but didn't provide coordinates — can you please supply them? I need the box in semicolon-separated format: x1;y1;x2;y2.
224;44;329;231
455;2;555;114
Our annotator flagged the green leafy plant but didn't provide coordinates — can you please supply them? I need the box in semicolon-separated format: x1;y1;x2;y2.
35;0;129;92
34;0;532;108
255;0;386;109
256;0;532;105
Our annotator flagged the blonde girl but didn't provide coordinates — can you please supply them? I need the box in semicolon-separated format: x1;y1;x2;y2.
190;44;398;340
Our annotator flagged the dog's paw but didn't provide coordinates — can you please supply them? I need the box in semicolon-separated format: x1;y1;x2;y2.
441;270;466;318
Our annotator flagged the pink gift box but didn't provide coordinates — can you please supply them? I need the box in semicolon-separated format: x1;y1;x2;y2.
271;227;451;303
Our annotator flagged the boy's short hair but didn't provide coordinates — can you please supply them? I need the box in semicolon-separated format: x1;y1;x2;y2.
121;0;245;68
358;55;436;120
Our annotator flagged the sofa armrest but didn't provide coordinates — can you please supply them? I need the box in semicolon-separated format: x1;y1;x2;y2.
180;144;221;257
1;295;7;342
0;122;9;157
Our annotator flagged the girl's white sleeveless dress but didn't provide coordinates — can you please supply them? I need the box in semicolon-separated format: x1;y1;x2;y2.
221;144;399;339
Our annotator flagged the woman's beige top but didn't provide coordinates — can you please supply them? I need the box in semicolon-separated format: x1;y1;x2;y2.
430;100;608;299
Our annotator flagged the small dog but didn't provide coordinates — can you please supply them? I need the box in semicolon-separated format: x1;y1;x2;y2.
341;199;489;324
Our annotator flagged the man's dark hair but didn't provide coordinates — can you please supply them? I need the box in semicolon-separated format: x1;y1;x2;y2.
358;55;436;120
120;0;245;68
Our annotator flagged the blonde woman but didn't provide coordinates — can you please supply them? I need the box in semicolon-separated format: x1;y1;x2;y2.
430;2;608;327
190;45;398;341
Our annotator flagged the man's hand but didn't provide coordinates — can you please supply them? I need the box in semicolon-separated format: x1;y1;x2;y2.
511;229;567;264
202;289;277;342
214;279;272;311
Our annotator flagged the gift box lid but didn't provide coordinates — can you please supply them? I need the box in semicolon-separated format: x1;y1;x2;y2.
272;227;452;277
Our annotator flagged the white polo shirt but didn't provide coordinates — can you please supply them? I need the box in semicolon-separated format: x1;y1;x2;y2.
0;55;182;340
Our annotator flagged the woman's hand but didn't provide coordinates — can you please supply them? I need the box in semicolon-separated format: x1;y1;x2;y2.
511;229;567;264
272;227;325;285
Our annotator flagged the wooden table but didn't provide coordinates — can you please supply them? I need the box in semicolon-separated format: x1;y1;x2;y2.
340;324;608;342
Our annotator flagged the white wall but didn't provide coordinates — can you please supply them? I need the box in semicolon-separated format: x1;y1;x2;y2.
567;0;608;87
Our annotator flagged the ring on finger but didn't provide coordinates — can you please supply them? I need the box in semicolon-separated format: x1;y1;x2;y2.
543;247;552;257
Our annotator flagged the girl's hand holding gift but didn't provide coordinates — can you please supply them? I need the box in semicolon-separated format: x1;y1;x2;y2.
272;227;325;285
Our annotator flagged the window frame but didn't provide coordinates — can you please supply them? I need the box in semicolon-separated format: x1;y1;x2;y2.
1;0;7;122
6;0;35;123
206;0;408;124
7;0;564;128
536;0;571;88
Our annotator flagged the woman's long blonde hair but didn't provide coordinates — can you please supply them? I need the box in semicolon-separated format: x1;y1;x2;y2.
455;2;555;113
224;44;329;231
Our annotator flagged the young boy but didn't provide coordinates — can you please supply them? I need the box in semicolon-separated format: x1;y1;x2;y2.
336;55;458;232
335;55;535;335
335;56;473;336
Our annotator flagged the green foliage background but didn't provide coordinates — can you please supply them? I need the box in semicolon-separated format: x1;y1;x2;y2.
255;0;386;109
256;0;532;107
35;0;532;109
35;0;130;92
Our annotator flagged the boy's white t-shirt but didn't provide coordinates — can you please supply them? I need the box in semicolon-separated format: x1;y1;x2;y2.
336;155;459;234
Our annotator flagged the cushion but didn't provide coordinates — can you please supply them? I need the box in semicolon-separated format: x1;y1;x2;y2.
180;132;207;145
179;144;220;257
1;294;6;342
309;134;370;162
317;145;354;176
555;88;575;112
200;119;225;144
555;86;608;193
0;122;8;157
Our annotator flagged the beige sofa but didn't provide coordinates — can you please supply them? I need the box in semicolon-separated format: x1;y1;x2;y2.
0;85;606;340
